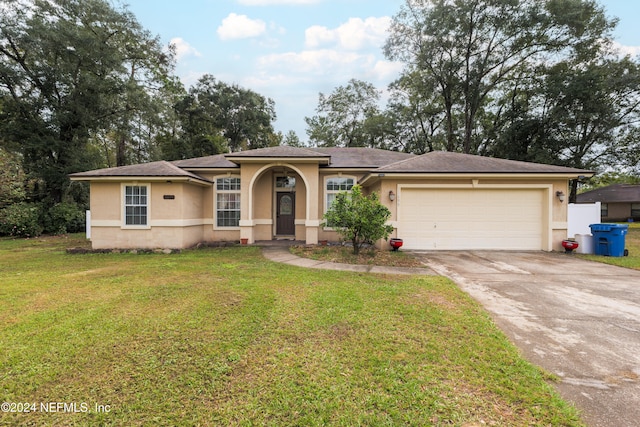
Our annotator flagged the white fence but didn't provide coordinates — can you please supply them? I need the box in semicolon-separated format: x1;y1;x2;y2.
568;202;601;237
568;203;600;254
86;210;91;240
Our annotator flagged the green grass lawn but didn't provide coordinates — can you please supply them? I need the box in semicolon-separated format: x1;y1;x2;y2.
0;235;583;426
581;223;640;270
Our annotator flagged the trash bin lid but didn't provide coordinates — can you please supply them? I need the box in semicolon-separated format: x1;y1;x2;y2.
589;223;614;232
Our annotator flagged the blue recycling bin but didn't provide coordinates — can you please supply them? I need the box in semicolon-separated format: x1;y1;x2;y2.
589;224;629;257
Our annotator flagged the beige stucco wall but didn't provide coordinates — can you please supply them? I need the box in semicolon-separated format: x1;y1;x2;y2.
89;181;207;249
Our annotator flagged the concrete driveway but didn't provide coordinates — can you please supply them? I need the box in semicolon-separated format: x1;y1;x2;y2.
412;251;640;427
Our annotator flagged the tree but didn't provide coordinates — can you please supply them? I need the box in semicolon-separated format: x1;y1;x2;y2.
489;54;640;201
305;79;383;147
579;172;640;193
384;0;614;154
323;185;394;255
282;130;304;147
385;71;447;153
0;147;26;208
0;0;174;204
188;75;277;153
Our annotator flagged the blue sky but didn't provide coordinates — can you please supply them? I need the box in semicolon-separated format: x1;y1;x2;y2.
122;0;640;143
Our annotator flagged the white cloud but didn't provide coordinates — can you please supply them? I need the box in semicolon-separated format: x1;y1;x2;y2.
254;49;401;87
305;17;392;50
613;41;640;57
217;13;267;40
238;0;320;4
170;37;201;60
258;49;366;76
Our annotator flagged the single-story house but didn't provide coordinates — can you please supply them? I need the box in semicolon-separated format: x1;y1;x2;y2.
70;146;593;251
576;184;640;222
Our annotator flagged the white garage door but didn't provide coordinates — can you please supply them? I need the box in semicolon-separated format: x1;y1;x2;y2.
398;188;545;250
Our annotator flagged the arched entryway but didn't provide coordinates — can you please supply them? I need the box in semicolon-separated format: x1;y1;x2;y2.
241;163;319;243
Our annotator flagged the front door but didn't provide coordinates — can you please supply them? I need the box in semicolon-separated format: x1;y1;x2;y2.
276;192;295;236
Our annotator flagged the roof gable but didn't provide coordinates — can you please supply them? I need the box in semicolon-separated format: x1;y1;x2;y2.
70;161;211;184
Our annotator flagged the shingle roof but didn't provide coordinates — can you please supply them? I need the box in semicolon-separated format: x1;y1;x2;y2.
171;154;238;169
225;146;331;159
374;151;593;174
70;161;211;183
576;184;640;203
310;147;414;168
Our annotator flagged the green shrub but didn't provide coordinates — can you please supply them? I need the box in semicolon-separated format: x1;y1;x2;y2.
44;202;86;235
0;202;43;237
323;185;394;255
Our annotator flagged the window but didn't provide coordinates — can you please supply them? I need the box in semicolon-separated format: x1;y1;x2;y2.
601;203;609;218
276;176;296;189
216;177;241;227
631;203;640;218
326;177;355;212
124;185;148;226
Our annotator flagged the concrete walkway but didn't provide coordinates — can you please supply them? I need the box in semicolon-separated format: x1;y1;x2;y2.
259;242;434;275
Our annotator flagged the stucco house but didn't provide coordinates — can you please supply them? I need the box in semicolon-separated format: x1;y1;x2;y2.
69;146;592;251
576;184;640;222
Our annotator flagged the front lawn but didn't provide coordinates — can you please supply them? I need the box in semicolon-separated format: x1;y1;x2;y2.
0;235;583;426
581;223;640;270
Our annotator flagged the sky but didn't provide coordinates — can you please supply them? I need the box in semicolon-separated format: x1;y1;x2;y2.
121;0;640;143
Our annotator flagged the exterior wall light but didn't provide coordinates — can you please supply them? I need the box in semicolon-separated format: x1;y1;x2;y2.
556;191;565;203
389;190;396;201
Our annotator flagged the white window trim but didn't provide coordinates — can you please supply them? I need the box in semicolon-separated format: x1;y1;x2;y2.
214;175;241;230
323;175;355;230
121;183;151;230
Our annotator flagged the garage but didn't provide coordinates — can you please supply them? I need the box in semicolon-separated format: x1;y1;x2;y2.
398;187;546;250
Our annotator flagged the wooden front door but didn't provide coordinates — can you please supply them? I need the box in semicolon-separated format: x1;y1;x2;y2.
276;192;295;236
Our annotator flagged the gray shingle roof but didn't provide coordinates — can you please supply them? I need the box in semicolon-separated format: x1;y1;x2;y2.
375;151;593;174
172;154;238;169
576;184;640;203
226;146;331;159
70;148;594;182
310;147;414;168
70;161;211;183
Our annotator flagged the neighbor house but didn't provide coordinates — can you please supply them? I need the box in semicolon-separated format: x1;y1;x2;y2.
70;146;593;251
576;184;640;222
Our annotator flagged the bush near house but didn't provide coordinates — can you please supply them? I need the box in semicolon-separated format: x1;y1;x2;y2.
0;202;43;237
0;201;86;237
323;185;394;255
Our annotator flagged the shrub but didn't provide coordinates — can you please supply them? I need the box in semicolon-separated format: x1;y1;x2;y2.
44;202;86;235
0;202;44;237
323;185;394;255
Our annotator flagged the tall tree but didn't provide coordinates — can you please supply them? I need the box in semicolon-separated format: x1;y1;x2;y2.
187;75;277;153
491;56;640;200
384;0;614;154
0;0;174;203
305;79;382;147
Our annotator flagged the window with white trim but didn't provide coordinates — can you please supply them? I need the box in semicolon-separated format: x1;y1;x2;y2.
216;177;241;227
124;185;148;226
326;177;355;212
